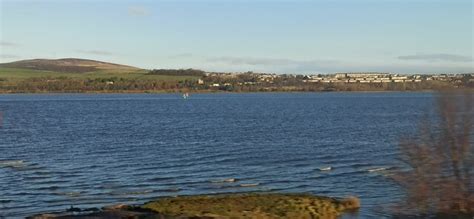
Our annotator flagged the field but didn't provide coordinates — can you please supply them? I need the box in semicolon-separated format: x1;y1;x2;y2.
0;67;200;82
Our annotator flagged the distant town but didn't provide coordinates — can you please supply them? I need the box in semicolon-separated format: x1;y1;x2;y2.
195;71;474;92
203;71;474;86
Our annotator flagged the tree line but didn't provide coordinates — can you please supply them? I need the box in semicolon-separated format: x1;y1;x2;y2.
147;69;206;77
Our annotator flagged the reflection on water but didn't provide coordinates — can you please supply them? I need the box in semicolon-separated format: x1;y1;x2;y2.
0;93;435;218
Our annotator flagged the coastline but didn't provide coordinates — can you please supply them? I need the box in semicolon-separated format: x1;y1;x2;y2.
0;89;441;95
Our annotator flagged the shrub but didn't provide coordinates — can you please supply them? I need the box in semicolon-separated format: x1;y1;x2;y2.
393;91;473;217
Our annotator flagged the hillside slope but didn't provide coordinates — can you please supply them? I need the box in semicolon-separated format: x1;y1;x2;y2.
0;58;140;73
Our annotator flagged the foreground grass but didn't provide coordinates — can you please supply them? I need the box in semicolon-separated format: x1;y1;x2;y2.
142;193;360;218
27;193;360;218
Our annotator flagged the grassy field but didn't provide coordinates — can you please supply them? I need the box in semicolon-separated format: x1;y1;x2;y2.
0;67;200;82
143;193;360;218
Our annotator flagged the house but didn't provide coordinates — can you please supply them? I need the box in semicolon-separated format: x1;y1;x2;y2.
335;73;348;79
392;76;408;80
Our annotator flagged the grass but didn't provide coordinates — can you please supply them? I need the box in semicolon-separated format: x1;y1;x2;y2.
0;67;200;82
142;193;360;219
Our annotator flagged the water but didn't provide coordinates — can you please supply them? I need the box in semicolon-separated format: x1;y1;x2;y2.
0;92;435;218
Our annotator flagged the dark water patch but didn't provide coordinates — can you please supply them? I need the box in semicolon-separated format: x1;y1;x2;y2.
2;191;53;196
32;179;71;185
290;162;313;168
23;175;52;181
146;176;176;182
68;164;103;170
96;183;131;190
29;170;53;175
152;187;182;193
108;189;154;196
35;185;62;191
42;197;124;205
54;191;86;197
57;173;84;179
0;199;13;204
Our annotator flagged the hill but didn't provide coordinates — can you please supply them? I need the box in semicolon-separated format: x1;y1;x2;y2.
0;58;140;73
0;58;202;93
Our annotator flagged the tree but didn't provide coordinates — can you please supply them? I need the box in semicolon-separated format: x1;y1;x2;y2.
393;91;473;217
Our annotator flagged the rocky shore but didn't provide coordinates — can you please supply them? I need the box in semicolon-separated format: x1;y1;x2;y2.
27;193;360;219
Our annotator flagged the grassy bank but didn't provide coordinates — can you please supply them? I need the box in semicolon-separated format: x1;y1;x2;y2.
28;193;360;219
143;193;360;218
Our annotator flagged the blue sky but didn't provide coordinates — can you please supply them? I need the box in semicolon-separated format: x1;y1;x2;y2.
0;0;472;73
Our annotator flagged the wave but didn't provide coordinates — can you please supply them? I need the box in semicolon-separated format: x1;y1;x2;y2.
0;159;25;168
239;183;260;187
367;167;389;172
54;191;84;197
318;166;332;171
210;178;237;183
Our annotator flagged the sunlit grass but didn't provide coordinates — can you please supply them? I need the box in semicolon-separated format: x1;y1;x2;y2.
0;67;199;82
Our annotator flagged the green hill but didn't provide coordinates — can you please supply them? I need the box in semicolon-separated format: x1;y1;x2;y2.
0;58;140;73
0;58;202;93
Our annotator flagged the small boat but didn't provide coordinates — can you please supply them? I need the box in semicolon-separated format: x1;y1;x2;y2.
318;167;332;171
182;93;189;99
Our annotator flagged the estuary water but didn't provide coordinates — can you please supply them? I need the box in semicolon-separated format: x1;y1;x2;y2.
0;93;435;218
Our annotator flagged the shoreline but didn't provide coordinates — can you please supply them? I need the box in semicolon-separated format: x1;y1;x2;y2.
0;89;442;95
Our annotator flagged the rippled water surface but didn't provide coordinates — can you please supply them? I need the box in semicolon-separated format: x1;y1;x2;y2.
0;93;435;218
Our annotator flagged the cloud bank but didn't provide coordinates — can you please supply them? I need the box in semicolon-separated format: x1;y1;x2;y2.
168;53;194;59
206;56;342;73
202;55;473;74
77;50;114;56
398;54;472;62
0;54;20;59
0;41;20;47
207;56;339;66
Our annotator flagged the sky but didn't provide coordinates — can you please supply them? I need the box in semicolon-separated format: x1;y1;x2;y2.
0;0;472;74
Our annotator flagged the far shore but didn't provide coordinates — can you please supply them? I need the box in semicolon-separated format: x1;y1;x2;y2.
0;89;442;95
